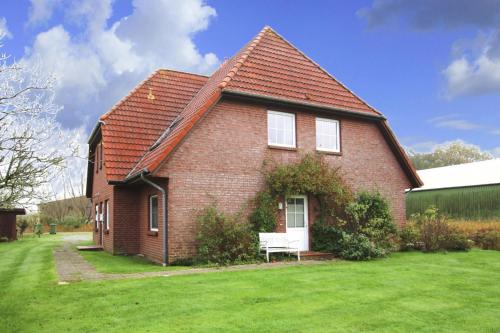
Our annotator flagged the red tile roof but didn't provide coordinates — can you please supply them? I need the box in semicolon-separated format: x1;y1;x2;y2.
223;28;380;115
100;69;207;181
95;26;421;187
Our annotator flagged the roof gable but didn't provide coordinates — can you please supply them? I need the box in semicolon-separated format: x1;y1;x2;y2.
101;26;421;188
99;70;207;181
223;28;380;115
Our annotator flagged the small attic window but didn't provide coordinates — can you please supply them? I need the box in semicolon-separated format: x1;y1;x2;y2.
150;116;183;150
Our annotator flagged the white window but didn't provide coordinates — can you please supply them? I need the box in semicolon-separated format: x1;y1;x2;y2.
316;117;340;152
95;204;99;229
149;195;158;231
104;200;109;230
268;111;296;148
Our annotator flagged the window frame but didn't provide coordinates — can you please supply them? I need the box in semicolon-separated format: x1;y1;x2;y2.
104;200;109;230
99;203;103;227
95;204;99;230
99;142;103;170
149;195;159;232
315;117;341;153
267;110;296;148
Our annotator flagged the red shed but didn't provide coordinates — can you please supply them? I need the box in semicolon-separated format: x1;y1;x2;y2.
0;208;26;241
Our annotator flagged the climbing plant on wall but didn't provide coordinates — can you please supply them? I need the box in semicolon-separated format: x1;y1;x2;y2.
249;153;353;232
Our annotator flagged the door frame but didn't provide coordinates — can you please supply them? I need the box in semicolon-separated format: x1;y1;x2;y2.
285;195;309;251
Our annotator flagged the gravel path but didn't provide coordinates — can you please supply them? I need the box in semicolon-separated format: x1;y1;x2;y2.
54;236;329;283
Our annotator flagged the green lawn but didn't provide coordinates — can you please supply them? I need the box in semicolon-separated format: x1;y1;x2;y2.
1;235;500;332
79;246;190;273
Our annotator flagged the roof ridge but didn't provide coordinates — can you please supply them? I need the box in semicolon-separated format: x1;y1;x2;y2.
265;27;383;116
157;68;210;78
218;26;271;89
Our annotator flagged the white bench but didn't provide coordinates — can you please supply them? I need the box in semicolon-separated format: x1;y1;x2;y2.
259;233;300;262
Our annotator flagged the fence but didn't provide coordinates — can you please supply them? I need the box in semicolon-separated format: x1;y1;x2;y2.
406;184;500;220
26;223;94;233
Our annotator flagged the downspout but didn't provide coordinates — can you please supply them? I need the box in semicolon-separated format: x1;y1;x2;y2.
140;174;168;266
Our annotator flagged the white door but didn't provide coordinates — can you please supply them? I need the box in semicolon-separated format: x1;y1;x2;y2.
286;196;309;251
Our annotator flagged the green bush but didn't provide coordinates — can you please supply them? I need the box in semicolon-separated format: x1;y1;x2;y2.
196;205;258;265
16;218;30;238
345;192;397;249
337;233;386;261
311;222;344;253
249;190;278;232
312;192;396;260
399;222;421;251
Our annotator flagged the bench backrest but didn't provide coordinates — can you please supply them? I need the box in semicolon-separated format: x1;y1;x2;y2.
259;233;289;248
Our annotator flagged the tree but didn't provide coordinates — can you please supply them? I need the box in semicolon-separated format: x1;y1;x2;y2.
0;32;76;208
408;141;493;170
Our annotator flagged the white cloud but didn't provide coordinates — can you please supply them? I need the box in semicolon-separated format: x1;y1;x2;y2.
358;1;500;98
21;0;220;128
443;38;500;97
27;0;61;27
0;17;12;39
428;115;481;130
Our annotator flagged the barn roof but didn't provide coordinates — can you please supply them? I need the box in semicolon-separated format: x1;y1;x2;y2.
414;159;500;191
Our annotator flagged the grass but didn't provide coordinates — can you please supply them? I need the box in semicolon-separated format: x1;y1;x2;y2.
79;247;190;273
1;235;500;332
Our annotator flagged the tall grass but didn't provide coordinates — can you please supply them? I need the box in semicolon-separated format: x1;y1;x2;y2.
406;184;500;220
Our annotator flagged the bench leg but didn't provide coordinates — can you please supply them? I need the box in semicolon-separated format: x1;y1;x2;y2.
297;250;300;261
266;251;269;263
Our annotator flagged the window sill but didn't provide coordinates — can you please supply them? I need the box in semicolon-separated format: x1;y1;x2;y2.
316;149;342;156
268;145;297;151
147;230;159;237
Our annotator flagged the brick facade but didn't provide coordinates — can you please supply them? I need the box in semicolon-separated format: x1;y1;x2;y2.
154;98;412;261
91;97;412;263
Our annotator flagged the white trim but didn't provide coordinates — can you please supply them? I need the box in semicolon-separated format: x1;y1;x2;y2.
267;110;296;148
315;117;340;153
105;201;108;229
95;204;99;231
149;195;159;231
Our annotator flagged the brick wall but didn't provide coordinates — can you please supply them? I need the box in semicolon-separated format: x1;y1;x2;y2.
156;98;412;261
137;178;167;264
91;140;114;252
91;139;168;262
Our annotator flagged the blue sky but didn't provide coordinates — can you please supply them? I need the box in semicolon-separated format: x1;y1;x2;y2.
2;0;500;156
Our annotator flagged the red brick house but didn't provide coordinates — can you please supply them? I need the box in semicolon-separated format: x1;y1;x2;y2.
86;26;422;265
